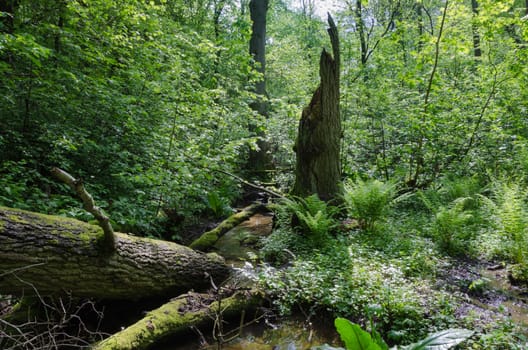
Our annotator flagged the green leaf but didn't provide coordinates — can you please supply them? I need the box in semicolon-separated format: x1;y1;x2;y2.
334;318;382;350
403;329;474;350
371;327;389;350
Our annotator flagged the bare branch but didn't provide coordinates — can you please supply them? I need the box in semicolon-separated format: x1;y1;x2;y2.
50;167;115;253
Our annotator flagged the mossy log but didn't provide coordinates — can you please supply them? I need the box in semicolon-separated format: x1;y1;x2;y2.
0;206;230;300
93;290;262;350
189;203;268;251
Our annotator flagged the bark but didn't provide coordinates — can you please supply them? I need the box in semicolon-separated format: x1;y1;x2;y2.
93;290;262;350
471;0;481;58
249;0;268;110
354;0;368;66
247;0;272;177
189;203;269;251
0;206;230;300
292;14;342;203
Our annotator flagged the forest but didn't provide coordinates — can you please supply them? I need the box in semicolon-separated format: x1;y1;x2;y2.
1;0;528;349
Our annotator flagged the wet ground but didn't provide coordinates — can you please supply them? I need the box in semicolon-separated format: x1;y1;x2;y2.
167;213;528;349
213;213;274;266
159;314;340;350
437;259;528;329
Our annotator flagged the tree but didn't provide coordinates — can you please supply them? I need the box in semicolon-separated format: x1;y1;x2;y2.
247;0;272;178
471;0;482;57
292;14;342;203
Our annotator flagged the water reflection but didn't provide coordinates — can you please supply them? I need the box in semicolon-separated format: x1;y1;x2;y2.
160;316;340;350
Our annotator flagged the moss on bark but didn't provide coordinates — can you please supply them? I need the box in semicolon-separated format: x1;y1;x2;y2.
190;204;268;251
0;206;230;300
93;290;262;350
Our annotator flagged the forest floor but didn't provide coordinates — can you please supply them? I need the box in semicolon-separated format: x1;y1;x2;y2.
437;258;528;331
167;210;528;349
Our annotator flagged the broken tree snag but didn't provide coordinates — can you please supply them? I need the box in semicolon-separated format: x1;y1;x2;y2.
292;14;342;203
92;290;262;350
50;167;115;253
0;206;230;300
190;203;269;251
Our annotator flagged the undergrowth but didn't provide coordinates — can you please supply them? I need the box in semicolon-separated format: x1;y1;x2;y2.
258;178;528;349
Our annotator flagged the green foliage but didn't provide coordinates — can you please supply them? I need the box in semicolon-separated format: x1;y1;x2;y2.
401;328;475;350
433;198;474;256
314;318;473;350
333;317;386;350
282;194;339;243
259;240;443;344
0;0;255;236
206;191;234;219
493;181;528;264
260;195;340;264
343;179;395;231
475;179;528;273
259;227;301;265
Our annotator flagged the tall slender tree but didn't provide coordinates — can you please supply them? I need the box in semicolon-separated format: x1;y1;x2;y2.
471;0;482;57
247;0;272;178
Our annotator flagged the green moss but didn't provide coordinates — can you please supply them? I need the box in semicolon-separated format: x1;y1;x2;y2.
93;291;261;350
189;204;266;251
7;213;30;224
1;206;103;244
189;230;219;250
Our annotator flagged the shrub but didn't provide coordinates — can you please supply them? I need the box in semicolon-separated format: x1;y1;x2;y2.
493;181;528;265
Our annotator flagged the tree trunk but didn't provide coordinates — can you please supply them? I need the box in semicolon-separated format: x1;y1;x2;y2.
471;0;482;58
292;15;342;203
249;0;268;114
93;290;262;350
247;0;272;177
354;0;368;66
0;206;230;300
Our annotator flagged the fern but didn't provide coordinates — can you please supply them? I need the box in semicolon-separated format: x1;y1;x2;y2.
283;194;338;241
343;178;395;231
492;181;528;264
433;198;473;256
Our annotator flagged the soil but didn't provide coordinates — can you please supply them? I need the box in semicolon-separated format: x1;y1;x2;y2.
436;258;528;329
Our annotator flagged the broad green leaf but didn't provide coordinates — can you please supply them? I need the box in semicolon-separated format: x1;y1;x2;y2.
334;318;382;350
403;329;474;350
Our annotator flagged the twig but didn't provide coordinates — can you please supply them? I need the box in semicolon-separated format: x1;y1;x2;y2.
0;263;46;278
50;167;115;253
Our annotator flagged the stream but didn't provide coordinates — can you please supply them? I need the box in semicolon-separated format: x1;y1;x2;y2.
159;212;339;350
161;316;340;350
165;212;528;349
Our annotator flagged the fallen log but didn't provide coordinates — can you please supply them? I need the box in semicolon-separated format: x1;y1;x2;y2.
190;203;269;251
93;289;262;350
0;206;230;300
